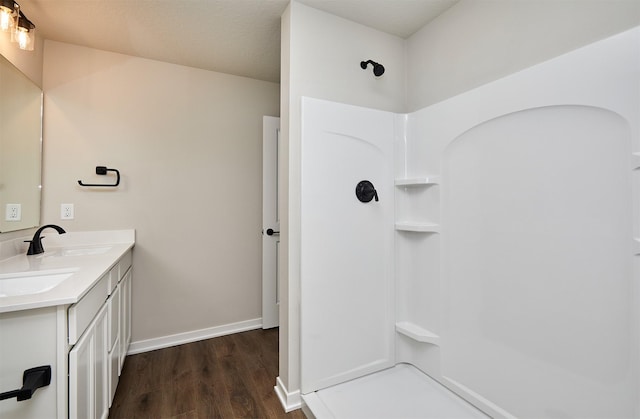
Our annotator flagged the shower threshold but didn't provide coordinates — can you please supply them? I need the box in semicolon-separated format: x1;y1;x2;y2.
301;363;488;419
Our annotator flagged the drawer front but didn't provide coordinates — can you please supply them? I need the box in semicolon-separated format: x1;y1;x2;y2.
107;265;118;295
68;273;109;345
118;250;132;282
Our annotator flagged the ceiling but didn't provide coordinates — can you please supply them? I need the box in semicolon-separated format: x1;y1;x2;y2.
18;0;458;83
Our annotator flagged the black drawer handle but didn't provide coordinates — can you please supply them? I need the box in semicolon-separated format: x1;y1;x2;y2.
0;366;51;402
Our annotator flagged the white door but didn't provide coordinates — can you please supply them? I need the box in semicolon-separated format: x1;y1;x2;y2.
262;116;280;329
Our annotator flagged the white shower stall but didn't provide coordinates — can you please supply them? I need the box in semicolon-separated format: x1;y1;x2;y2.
299;27;640;418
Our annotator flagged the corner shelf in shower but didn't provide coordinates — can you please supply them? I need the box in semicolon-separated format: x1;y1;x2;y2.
632;152;640;170
396;322;440;345
634;238;640;255
395;176;441;186
395;222;440;233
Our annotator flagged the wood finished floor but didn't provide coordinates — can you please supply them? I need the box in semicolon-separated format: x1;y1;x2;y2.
108;328;305;419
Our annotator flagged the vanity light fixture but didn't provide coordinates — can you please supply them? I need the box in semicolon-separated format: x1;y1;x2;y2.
0;0;16;32
12;11;34;50
0;0;35;51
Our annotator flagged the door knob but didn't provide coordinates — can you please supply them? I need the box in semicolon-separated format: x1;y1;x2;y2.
266;228;280;236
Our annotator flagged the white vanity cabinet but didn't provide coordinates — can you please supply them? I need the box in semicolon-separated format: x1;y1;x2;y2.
68;249;132;419
0;230;134;419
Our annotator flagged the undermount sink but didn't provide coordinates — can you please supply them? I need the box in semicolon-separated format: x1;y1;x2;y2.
0;269;78;297
61;246;112;257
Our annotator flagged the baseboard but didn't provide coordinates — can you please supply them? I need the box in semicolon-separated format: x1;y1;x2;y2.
127;317;262;355
274;376;302;413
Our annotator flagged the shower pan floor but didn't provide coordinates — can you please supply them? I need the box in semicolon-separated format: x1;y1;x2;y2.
302;364;488;419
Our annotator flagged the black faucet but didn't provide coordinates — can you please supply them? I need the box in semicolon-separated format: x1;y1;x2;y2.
25;224;66;255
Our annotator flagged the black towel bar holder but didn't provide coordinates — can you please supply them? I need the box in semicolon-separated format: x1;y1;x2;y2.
78;166;120;187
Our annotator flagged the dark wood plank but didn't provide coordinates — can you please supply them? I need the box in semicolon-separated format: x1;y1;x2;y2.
128;390;164;419
190;339;234;418
161;345;197;416
109;328;305;419
232;331;284;418
215;339;264;418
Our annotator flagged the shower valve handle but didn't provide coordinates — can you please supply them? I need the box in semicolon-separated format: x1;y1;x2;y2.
356;180;379;203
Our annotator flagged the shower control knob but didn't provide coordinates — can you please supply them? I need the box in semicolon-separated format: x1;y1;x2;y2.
355;180;379;203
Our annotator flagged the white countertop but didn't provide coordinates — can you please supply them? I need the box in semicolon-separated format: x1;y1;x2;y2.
0;230;135;313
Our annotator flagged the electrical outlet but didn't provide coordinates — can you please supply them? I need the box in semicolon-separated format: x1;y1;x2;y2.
61;203;74;220
5;204;21;221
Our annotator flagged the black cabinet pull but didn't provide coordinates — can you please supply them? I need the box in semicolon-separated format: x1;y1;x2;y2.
0;366;51;402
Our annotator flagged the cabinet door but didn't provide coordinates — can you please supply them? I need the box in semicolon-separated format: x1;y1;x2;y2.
0;307;59;419
69;304;108;419
119;269;132;373
108;335;120;406
69;315;95;419
107;283;121;406
94;306;109;419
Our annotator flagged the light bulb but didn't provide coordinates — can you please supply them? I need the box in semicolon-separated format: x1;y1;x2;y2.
11;13;34;50
0;6;13;32
15;26;28;49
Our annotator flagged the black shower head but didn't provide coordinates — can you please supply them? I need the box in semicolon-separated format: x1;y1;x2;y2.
360;60;385;77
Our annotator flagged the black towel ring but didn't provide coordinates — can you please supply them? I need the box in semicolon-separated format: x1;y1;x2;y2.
78;166;120;187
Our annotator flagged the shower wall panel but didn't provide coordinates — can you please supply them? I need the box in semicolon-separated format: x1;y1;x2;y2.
300;97;397;394
403;27;639;418
299;26;639;418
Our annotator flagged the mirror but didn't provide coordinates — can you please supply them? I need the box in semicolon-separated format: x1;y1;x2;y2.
0;52;42;233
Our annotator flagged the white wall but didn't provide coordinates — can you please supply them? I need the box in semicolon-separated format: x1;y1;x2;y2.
406;0;640;111
278;3;293;400
0;32;43;87
279;1;405;398
42;41;279;345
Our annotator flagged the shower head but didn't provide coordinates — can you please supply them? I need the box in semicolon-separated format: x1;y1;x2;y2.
360;60;385;77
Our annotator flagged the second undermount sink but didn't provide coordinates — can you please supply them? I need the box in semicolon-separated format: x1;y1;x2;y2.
0;269;79;297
